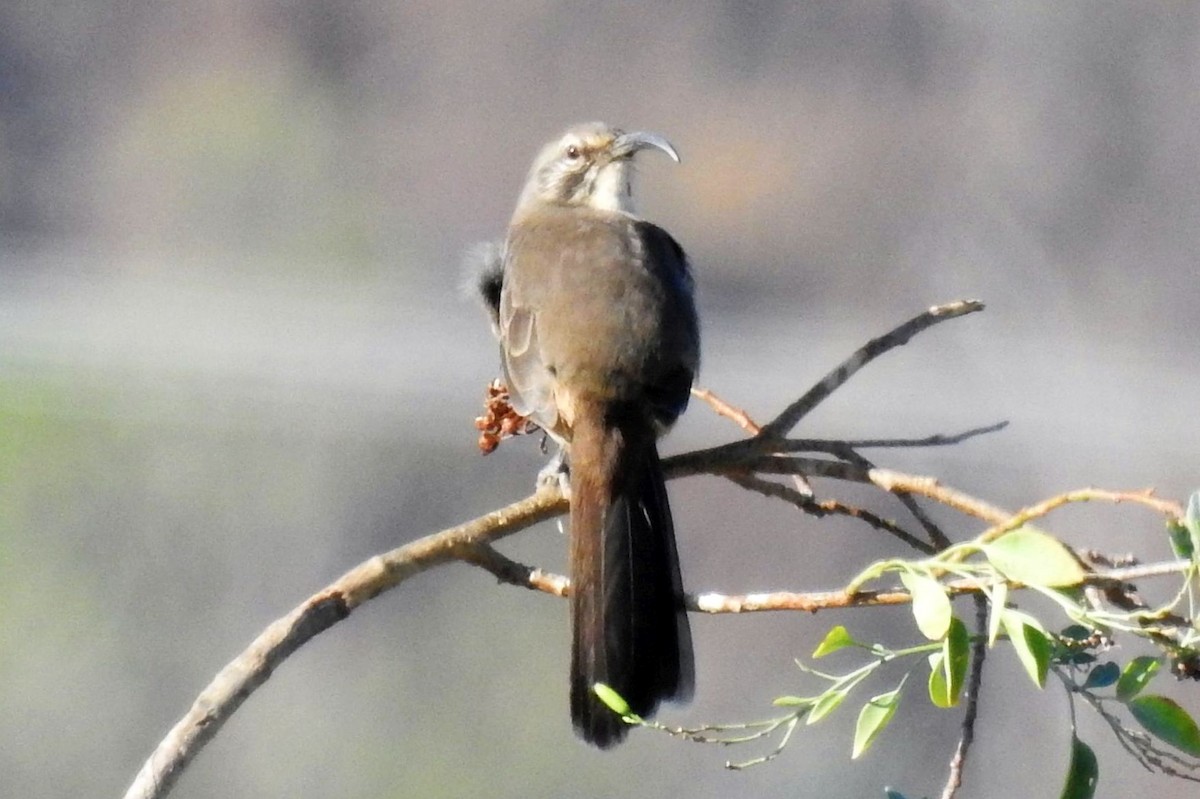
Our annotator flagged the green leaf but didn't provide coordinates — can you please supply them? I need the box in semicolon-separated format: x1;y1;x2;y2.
928;617;970;708
813;625;856;658
901;571;952;640
1082;662;1120;690
1002;610;1051;687
984;527;1086;587
1116;656;1161;701
852;683;904;759
592;683;632;718
1060;624;1092;641
773;695;814;708
946;617;970;682
928;652;950;708
1058;735;1099;799
1168;520;1194;561
806;668;872;725
1185;491;1200;560
1127;695;1200;757
987;582;1007;647
808;687;850;724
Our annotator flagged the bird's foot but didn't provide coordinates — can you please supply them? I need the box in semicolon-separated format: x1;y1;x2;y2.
537;449;571;499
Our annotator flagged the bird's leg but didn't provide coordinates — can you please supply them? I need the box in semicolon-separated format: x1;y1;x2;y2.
537;446;571;500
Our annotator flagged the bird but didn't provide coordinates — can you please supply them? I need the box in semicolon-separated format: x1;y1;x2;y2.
494;122;698;747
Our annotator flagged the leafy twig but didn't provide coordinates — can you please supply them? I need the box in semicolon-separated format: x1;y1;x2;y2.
940;596;988;799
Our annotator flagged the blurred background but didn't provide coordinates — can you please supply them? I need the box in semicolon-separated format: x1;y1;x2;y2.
2;2;1198;797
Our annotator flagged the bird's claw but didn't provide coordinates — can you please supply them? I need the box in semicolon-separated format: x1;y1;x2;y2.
537;450;571;499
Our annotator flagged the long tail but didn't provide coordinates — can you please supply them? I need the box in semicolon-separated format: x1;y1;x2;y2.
568;399;694;748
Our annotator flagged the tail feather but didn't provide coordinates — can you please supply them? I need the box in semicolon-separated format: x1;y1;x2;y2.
569;401;693;748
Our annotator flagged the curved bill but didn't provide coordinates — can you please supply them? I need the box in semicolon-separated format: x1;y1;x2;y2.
612;130;681;163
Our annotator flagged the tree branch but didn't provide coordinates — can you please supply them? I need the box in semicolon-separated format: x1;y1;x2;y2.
122;300;1191;799
124;442;1193;799
689;560;1192;614
408;541;1196;614
758;300;985;439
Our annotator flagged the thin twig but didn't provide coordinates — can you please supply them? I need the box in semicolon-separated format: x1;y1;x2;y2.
833;421;1009;449
838;446;954;551
691;387;763;436
725;471;935;555
895;492;953;549
665;454;1012;534
430;543;1194;612
866;469;1009;524
975;488;1185;542
663;423;1008;472
693;456;1008;532
758;300;985;440
682;453;870;481
693;386;814;495
458;542;570;597
748;424;1009;453
940;595;989;799
687;560;1193;614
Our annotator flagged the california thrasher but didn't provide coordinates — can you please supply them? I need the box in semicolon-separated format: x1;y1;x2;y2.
488;122;698;747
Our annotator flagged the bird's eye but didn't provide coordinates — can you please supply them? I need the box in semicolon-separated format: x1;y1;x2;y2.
565;144;581;160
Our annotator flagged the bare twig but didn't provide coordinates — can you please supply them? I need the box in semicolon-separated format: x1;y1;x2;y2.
670;423;1009;464
834;421;1009;449
867;469;1013;525
758;300;985;440
664;453;1012;534
673;453;870;481
837;446;954;551
692;386;814;496
691;387;763;436
725;471;935;555
458;542;571;597
895;491;953;549
693;386;1013;556
434;540;1196;614
975;488;1185;542
665;425;1008;474
687;560;1193;614
940;595;989;799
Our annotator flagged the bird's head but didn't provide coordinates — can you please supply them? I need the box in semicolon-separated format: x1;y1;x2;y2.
515;122;680;216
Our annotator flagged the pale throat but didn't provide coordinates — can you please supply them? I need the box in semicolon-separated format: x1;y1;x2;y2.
585;161;637;214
